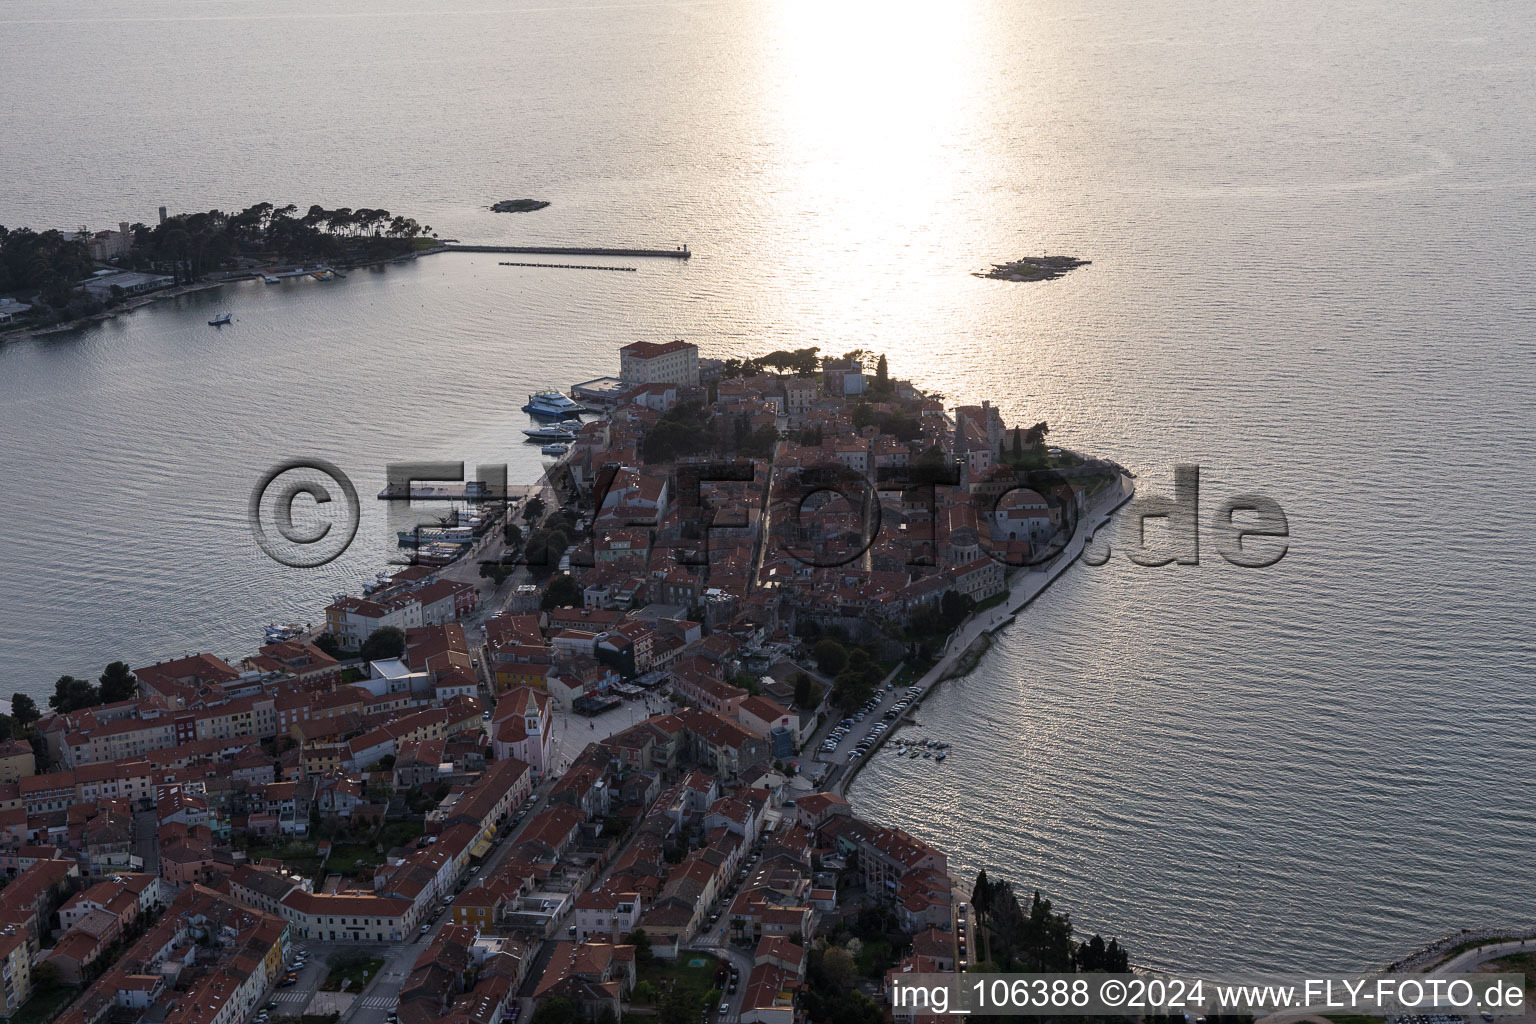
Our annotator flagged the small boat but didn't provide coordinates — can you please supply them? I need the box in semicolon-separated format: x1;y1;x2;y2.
541;443;569;456
208;312;232;326
935;751;947;762
264;622;303;642
415;542;466;566
397;525;475;547
311;269;334;281
262;274;279;284
523;426;577;442
909;748;921;758
923;750;933;759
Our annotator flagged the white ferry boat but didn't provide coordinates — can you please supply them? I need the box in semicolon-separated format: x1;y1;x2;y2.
523;390;583;418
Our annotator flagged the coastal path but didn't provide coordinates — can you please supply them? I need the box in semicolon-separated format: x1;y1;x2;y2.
829;474;1135;797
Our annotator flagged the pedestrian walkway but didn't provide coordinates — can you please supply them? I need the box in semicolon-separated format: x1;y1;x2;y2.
832;475;1134;796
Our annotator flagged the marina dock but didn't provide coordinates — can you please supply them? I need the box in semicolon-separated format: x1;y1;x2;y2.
443;243;690;259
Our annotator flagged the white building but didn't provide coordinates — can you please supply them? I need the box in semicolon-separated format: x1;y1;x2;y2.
619;340;699;387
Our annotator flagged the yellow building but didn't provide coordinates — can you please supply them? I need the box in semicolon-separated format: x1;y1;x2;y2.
0;741;36;784
0;928;33;1015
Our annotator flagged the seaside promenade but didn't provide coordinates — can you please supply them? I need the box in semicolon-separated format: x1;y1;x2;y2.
828;473;1136;796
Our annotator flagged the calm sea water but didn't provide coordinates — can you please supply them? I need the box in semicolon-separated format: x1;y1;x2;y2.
3;0;1534;974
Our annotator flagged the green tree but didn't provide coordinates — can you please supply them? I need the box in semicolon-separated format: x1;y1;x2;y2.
875;354;889;387
813;639;847;676
30;961;62;992
972;869;994;965
99;661;137;703
480;558;514;585
832;671;874;710
529;997;581;1024
628;927;652;962
523;495;547;523
658;983;700;1024
358;626;406;663
524;525;569;580
0;715;14;741
49;675;100;713
1074;933;1129;972
793;672;822;710
10;692;40;726
820;946;856;989
940;590;975;630
503;520;523;548
541;573;582;609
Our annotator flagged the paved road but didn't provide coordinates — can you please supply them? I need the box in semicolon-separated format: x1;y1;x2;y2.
321;773;563;1024
132;809;159;874
686;923;753;1024
1427;937;1535;975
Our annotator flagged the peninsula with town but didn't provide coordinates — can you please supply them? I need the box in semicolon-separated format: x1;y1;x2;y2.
0;338;1523;1024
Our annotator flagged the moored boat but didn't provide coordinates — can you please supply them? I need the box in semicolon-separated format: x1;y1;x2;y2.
397;525;475;547
523;426;577;442
208;312;231;326
523;390;583;418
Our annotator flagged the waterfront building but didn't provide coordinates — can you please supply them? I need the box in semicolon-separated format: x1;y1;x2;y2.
79;270;174;301
619;340;699;387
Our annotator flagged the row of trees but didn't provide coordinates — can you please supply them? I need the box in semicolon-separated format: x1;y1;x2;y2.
998;420;1052;468
812;638;890;709
127;202;429;282
719;345;822;378
906;589;976;642
11;660;139;721
0;225;100;317
969;870;1130;973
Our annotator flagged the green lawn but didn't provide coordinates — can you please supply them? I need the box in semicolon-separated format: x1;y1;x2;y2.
320;955;385;992
890;660;934;688
634;954;722;1011
7;986;79;1024
237;821;424;878
1429;935;1532;968
1485;951;1536;990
